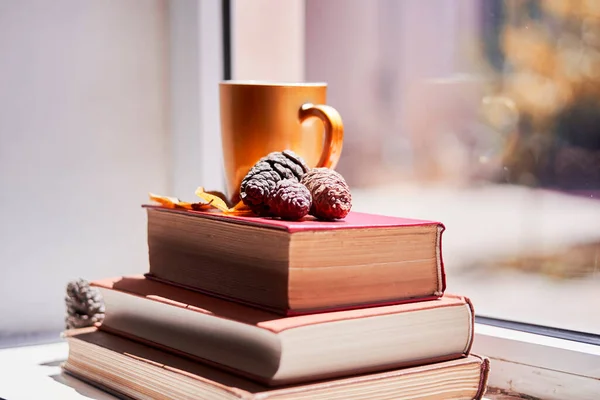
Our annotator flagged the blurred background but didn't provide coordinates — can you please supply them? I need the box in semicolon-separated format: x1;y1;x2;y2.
305;0;600;335
1;0;599;346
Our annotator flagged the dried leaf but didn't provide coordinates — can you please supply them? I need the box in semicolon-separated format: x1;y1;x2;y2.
203;190;231;207
195;187;253;215
226;201;253;216
149;192;211;211
148;189;253;216
194;187;230;212
231;200;250;211
190;203;215;211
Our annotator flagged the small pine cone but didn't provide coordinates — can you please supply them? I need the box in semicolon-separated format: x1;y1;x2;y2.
301;167;352;220
65;279;105;329
267;179;312;220
240;150;310;215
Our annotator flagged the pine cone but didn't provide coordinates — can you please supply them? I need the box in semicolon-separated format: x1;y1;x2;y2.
301;167;352;220
65;279;105;329
240;150;309;215
267;179;312;220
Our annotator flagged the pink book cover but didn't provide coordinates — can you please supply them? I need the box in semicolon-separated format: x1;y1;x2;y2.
92;275;469;335
90;276;475;386
143;205;447;313
142;204;445;234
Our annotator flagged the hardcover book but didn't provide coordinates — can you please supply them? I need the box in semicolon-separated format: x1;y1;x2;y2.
92;276;473;386
62;328;490;400
144;206;446;315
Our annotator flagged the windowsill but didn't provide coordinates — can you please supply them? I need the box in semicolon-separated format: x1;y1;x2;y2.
1;323;598;399
473;323;600;400
0;340;116;400
351;183;600;335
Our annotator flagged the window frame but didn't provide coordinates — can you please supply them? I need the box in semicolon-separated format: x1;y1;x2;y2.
169;0;227;199
225;1;600;398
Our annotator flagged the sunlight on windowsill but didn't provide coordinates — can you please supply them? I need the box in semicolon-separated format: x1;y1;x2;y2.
351;181;600;333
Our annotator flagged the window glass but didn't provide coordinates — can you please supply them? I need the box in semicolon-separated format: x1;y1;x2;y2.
306;0;600;334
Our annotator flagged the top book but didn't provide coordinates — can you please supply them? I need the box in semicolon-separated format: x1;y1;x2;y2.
144;205;446;315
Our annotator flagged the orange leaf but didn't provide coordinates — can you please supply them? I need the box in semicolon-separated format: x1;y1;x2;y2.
194;187;253;215
203;190;232;207
148;192;210;211
194;187;230;212
231;200;250;211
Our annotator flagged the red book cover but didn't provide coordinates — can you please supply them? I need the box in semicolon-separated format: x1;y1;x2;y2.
144;205;447;314
90;276;474;386
142;204;445;233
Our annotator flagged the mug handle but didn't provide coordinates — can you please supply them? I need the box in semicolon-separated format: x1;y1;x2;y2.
299;103;344;170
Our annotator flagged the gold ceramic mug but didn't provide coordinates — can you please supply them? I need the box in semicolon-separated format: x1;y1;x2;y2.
219;81;344;204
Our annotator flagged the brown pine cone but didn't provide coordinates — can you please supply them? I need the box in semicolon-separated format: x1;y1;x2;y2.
301;167;352;220
65;279;105;329
267;179;312;220
240;150;309;215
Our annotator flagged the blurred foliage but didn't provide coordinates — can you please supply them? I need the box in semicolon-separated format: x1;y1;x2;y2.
487;0;600;189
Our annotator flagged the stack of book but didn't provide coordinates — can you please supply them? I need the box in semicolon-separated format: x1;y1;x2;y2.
62;205;490;399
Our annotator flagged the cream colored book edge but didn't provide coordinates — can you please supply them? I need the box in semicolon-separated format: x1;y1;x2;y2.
96;281;474;386
62;329;490;400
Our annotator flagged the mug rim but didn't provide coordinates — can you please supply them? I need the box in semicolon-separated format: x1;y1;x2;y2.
220;80;327;87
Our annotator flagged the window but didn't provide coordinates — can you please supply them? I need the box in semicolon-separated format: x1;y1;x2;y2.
299;2;600;396
303;0;600;336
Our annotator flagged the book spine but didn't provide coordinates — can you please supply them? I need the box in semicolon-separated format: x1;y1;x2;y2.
474;356;491;400
436;223;447;295
463;296;476;356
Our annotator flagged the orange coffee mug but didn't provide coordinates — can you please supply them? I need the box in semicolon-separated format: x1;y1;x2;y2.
219;80;344;204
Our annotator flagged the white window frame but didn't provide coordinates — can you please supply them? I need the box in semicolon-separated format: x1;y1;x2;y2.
226;1;600;399
473;324;600;399
169;0;226;199
170;0;307;200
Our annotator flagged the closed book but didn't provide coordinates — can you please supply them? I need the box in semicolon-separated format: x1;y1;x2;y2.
92;276;473;386
144;206;446;315
63;328;489;400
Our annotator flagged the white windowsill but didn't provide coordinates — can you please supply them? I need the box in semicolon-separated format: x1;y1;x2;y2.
1;323;598;399
473;323;600;400
0;340;114;400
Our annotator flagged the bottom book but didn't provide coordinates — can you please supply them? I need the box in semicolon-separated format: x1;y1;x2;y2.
62;328;490;400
